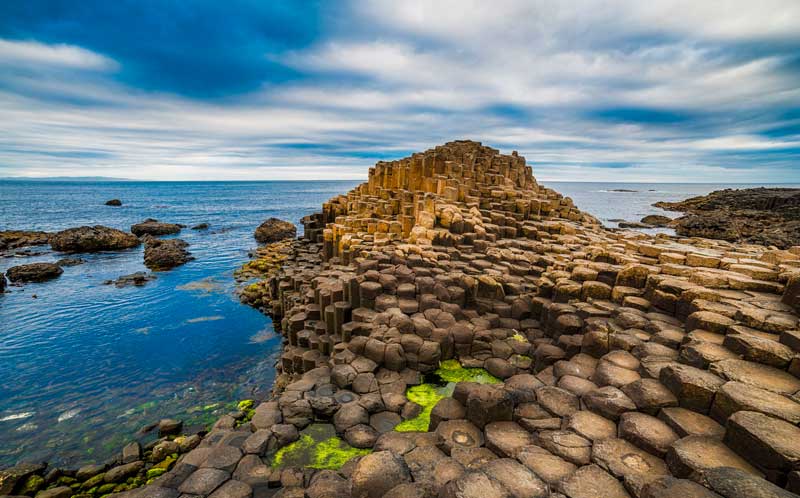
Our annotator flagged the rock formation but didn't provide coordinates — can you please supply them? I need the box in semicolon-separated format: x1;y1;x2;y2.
255;217;297;243
0;230;51;253
655;187;800;249
143;237;193;270
105;199;122;206
10;141;800;498
130;219;182;237
50;226;140;253
6;262;63;282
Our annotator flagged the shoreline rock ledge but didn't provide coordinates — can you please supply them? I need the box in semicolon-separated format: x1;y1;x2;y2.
9;140;800;498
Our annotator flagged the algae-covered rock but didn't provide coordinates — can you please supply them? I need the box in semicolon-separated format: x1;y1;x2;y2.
269;424;370;470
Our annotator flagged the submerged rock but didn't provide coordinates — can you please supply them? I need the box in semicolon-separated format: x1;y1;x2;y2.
56;257;85;266
0;230;51;252
131;218;182;236
191;223;209;230
50;225;140;253
6;262;63;282
104;271;156;287
254;218;296;243
105;199;122;206
144;238;193;270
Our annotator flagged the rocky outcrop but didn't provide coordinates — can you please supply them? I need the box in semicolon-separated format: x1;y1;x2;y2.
105;271;156;287
50;225;140;253
654;188;800;248
131;219;182;237
254;218;296;243
143;237;193;270
641;215;672;227
0;230;51;252
15;141;800;498
105;199;122;206
6;262;63;282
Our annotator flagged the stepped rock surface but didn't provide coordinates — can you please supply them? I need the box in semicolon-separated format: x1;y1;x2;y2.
654;187;800;249
7;141;800;498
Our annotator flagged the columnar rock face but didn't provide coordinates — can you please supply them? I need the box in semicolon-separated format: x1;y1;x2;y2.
124;141;800;498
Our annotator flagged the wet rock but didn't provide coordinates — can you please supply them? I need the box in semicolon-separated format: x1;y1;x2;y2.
255;218;296;243
192;223;210;230
104;461;144;482
0;230;51;252
131;218;182;236
157;418;183;436
105;199;122;206
50;225;139;252
56;257;85;266
640;215;672;227
6;262;63;282
122;441;141;463
106;271;156;287
0;463;45;495
144;237;193;270
351;451;412;498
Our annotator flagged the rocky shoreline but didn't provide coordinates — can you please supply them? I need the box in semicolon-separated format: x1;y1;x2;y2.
4;141;800;498
654;187;800;249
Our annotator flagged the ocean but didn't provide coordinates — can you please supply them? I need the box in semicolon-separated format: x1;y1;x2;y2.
0;180;795;467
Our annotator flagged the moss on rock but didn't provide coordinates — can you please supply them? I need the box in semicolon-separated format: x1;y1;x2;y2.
269;424;370;470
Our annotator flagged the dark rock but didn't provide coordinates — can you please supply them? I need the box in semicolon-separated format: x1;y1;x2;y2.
351;451;412;498
6;262;63;282
640;215;672;227
105;271;156;287
192;223;210;230
700;466;796;498
254;218;296;243
50;225;139;252
654;187;800;248
105;199;122;206
131;218;182;236
144;237;193;270
55;257;85;266
0;463;46;494
158;418;183;436
0;230;51;252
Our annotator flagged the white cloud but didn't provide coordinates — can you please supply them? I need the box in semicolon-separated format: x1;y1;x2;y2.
0;39;118;71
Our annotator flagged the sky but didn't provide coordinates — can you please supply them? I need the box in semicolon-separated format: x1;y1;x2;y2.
0;1;799;182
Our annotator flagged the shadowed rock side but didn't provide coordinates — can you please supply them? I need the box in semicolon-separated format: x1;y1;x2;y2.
9;141;800;498
654;188;800;249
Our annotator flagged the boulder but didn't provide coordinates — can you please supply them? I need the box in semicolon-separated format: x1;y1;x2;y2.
105;199;122;206
255;218;296;243
131;218;182;236
50;225;139;252
6;262;62;282
144;237;193;270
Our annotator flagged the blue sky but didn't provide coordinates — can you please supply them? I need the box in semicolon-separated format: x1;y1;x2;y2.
0;1;799;181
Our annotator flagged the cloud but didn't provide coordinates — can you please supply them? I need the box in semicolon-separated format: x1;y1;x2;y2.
0;39;117;70
0;1;798;181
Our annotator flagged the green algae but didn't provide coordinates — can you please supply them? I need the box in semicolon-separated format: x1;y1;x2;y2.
269;424;370;470
435;359;501;384
395;359;501;432
511;332;528;343
394;383;450;432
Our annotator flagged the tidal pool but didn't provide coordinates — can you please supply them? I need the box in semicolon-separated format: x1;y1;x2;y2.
268;424;371;470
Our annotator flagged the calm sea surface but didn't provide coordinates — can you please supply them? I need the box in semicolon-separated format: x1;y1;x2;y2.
0;180;796;467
